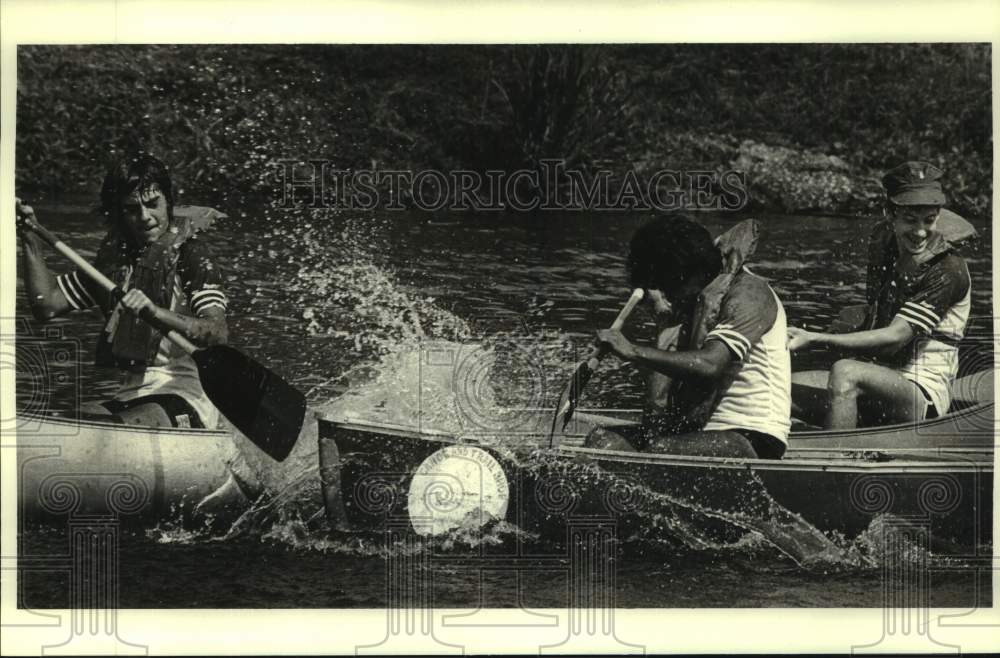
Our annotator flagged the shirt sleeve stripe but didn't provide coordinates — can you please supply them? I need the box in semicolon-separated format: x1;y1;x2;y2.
191;289;228;315
711;327;752;349
191;291;227;302
193;300;227;315
192;296;227;309
706;331;750;360
191;289;227;302
709;328;752;352
895;310;935;334
71;272;98;307
56;275;82;309
902;301;940;325
57;272;96;310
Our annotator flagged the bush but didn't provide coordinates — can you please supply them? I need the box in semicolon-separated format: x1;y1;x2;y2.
15;44;992;217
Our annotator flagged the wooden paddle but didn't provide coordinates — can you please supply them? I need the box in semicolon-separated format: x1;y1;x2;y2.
18;211;306;462
549;288;644;446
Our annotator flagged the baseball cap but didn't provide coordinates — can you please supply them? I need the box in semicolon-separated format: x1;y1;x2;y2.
882;161;946;206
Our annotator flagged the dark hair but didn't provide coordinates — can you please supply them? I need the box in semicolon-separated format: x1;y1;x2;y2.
627;215;722;293
100;152;174;227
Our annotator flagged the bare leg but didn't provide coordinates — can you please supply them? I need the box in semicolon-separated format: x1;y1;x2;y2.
79;401;117;421
826;359;926;429
584;426;640;452
791;370;831;427
646;430;757;458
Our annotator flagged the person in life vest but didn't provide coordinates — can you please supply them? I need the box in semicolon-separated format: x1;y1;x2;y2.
586;215;792;459
787;161;974;429
17;153;230;429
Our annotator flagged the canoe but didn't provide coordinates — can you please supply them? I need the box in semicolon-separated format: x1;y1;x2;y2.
14;413;265;523
13;370;994;540
320;414;993;544
318;372;995;545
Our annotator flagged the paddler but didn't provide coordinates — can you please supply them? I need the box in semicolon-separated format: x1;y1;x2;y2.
16;152;230;429
787;161;974;429
588;215;792;459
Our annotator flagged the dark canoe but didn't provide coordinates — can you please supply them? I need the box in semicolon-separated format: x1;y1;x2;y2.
318;373;995;545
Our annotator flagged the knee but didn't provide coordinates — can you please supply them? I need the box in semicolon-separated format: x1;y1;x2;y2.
828;359;863;397
584;427;615;449
79;401;112;416
116;404;173;428
584;427;637;452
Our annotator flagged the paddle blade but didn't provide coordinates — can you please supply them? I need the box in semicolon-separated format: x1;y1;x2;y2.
556;359;595;433
193;345;307;461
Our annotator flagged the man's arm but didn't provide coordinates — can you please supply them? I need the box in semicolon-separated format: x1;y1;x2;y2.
597;329;735;382
84;231;228;348
120;289;228;347
789;256;969;357
170;239;229;346
788;318;914;356
17;201;74;321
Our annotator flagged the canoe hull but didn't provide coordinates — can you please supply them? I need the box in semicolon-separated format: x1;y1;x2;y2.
322;409;994;546
14;390;995;543
15;413;260;523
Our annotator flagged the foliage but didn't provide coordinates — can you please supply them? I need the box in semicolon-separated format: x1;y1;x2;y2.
15;44;992;218
731;140;882;213
619;44;992;216
492;47;633;166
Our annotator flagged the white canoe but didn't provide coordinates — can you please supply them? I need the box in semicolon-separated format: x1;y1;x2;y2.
14;413;263;522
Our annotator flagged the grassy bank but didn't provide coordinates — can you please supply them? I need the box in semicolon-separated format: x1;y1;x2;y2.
15;44;992;217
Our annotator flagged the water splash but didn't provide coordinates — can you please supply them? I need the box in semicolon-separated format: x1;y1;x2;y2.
146;525;212;545
214;208;989;572
257;517;537;557
316;339;558;436
208;336;975;573
512;451;869;570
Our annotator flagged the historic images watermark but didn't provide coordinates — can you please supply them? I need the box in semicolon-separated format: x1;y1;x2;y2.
272;159;750;212
846;315;998;654
348;448;644;654
3;317;147;653
1;319;82;437
341;324;642;653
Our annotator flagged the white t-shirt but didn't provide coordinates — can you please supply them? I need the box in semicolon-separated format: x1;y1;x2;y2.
701;272;792;442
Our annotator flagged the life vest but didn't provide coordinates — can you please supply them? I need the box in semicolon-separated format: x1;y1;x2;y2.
93;206;218;371
643;218;759;435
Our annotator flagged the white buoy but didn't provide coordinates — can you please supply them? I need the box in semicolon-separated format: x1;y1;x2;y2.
407;445;509;536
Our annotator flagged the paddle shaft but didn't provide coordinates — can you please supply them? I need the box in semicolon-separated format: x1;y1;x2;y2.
549;288;645;444
22;216;199;354
584;287;645;368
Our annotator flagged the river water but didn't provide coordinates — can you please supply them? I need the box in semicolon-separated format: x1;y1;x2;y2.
14;201;994;609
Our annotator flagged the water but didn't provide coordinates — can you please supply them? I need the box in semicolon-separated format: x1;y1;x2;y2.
15;201;994;608
17;527;988;608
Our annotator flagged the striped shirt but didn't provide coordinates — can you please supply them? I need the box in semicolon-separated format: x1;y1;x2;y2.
885;252;971;414
55;240;228;428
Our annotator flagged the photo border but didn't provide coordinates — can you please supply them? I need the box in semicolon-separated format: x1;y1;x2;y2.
2;0;998;654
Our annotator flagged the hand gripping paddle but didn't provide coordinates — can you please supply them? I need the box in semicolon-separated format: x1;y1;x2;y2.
548;288;644;446
19;210;305;462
